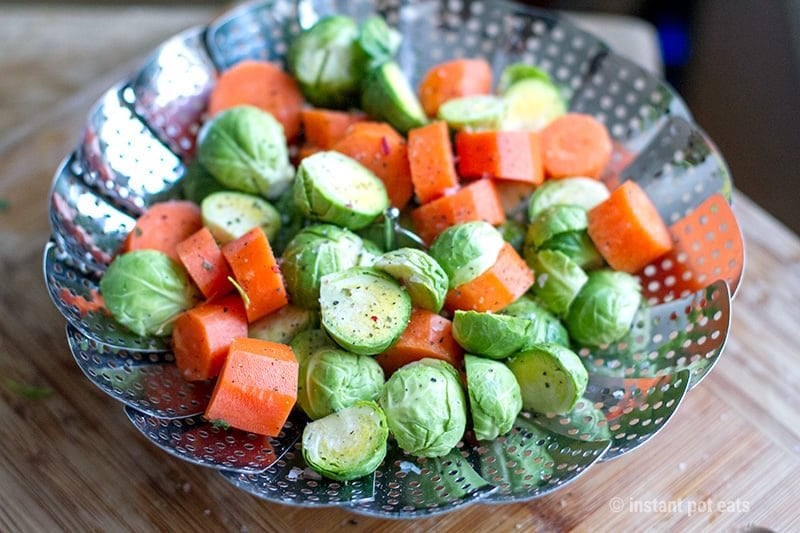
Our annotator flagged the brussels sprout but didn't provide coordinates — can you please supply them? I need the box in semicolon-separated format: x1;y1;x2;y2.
507;343;588;414
528;249;588;317
181;159;225;204
379;359;467;457
358;239;383;266
290;328;334;366
287;16;363;109
437;95;506;131
533;397;611;441
270;185;305;257
201;191;281;244
248;304;317;345
361;61;428;134
464;355;522;441
528;177;610;222
566;270;642;347
296;347;385;420
526;205;588;250
452;311;534;360
293;151;389;230
302;401;389;481
100;250;199;336
197;106;294;199
281;224;365;309
357;16;401;68
498;220;526;254
502;295;569;346
374;248;449;312
429;221;505;289
541;231;604;271
497;63;553;94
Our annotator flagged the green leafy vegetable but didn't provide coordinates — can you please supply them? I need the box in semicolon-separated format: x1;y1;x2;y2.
429;221;504;289
464;355;522;440
566;270;642;347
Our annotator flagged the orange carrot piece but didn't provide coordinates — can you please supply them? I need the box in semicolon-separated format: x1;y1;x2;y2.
301;108;366;149
445;243;534;313
176;227;234;299
204;338;298;436
587;180;673;273
410;179;506;245
455;130;544;184
376;309;464;376
221;228;288;322
122;200;202;262
208;60;304;141
407;121;460;204
333;122;414;209
172;294;248;381
418;58;492;117
540;113;613;179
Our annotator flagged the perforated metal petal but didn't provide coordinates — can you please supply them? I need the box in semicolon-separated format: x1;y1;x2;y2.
66;325;211;418
43;242;168;351
125;406;300;473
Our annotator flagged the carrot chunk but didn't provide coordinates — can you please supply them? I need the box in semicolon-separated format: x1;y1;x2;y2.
208;60;304;141
122;200;202;262
204;338;298;436
445;243;534;313
332;122;414;209
408;121;460;204
418;58;492;117
301;108;366;149
540;113;613;179
376;309;464;376
172;294;248;381
410;179;505;245
176;227;234;299
587;180;673;273
221;228;288;322
456;130;544;184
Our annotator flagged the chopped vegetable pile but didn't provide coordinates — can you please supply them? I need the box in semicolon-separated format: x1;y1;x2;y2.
97;14;675;481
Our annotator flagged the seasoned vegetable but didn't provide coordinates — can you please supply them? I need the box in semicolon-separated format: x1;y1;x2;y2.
429;221;504;289
374;248;449;312
302;401;388;481
357;15;401;68
201;191;280;244
528;249;588;317
122;201;202;262
566;270;642;346
507;343;588;414
281;224;365;309
452;310;533;360
175;227;234;300
496;63;552;94
100;250;199;336
540;113;612;179
500;78;566;132
358;239;383;266
464;355;522;441
361;61;428;134
456;130;544;184
526;205;588;250
293;151;389;230
248;304;317;345
197;106;294;199
418;58;492;117
320;267;411;356
296;347;385;420
541;230;604;271
437;94;506;131
290;328;334;366
376;309;463;376
300;108;365;149
407;121;460;204
379;359;467;457
502;295;569;347
528;176;611;221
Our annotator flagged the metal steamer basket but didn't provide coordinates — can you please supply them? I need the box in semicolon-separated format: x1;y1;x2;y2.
43;0;743;518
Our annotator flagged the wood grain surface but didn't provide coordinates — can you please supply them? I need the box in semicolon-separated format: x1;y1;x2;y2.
1;5;799;533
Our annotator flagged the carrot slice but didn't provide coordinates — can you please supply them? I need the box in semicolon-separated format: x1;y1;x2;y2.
376;309;464;376
208;60;304;141
176;227;234;299
418;58;492;117
587;180;673;273
221;228;288;322
172;294;248;381
456;130;544;184
540;113;613;179
410;179;506;245
122;200;202;262
301;108;366;149
204;338;298;436
407;121;460;204
445;243;534;313
332;122;414;209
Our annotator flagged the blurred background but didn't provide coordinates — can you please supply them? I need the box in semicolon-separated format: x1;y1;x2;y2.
2;0;798;235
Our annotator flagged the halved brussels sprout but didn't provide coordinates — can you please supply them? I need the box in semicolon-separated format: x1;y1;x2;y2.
287;16;363;109
197;106;294;199
507;343;588;414
429;221;505;289
497;63;553;94
358;239;383;266
529;249;588;317
281;224;365;309
528;177;610;222
293;151;389;230
357;15;401;68
302;401;389;481
248;304;317;345
100;250;199;336
374;248;449;312
437;94;506;131
290;328;334;366
526;205;588;250
379;358;467;457
361;61;428;134
464;355;522;441
500;77;566;132
296;347;385;420
201;191;281;244
502;295;569;346
452;310;533;360
566;270;642;347
541;231;604;271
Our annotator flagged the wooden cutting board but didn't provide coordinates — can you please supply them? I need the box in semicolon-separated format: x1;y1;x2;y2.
2;8;800;533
